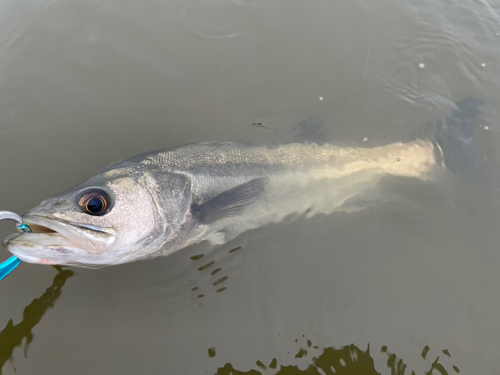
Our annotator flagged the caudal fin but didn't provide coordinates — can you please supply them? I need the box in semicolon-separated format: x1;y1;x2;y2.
435;97;484;181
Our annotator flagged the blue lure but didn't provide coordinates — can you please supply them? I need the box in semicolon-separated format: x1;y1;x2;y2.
0;256;22;281
0;213;31;281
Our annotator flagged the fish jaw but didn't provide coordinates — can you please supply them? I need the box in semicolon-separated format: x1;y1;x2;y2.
3;215;117;267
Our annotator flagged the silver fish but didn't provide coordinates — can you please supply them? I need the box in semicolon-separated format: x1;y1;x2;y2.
4;98;483;267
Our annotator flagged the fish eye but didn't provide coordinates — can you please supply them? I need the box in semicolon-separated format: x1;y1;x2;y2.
78;190;111;215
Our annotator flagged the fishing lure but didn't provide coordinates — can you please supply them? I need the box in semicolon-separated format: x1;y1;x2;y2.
0;211;31;281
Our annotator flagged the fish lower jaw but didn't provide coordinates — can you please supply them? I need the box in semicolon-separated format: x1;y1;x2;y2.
8;250;64;265
6;238;92;265
7;244;118;268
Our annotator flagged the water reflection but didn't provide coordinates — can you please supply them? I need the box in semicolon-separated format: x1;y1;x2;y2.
189;246;239;301
215;343;460;375
0;266;74;373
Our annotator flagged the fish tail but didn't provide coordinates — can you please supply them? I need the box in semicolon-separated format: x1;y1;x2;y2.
435;97;485;181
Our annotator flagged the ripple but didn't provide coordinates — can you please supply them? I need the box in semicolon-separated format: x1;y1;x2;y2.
184;0;249;39
380;3;489;107
212;276;228;286
198;260;215;271
210;267;222;276
22;0;59;6
187;244;244;301
190;253;204;261
228;246;242;253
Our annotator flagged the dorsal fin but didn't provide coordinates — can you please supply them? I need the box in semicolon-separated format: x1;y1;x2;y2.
292;116;326;144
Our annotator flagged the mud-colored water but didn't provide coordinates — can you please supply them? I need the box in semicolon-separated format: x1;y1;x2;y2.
1;0;500;374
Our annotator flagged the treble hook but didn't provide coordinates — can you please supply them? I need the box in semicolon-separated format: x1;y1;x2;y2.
0;211;31;281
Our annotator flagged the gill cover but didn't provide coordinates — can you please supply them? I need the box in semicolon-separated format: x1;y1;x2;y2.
140;167;192;243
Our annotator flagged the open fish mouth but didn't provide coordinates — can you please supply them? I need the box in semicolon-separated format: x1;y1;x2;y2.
3;215;115;267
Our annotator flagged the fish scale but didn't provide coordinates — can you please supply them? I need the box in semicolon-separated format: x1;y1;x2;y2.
3;98;483;267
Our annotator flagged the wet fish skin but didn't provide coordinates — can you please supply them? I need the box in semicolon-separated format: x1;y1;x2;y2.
4;98;483;267
3;140;436;267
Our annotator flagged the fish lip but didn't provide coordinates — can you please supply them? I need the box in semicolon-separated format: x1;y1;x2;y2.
65;221;111;234
9;252;70;265
3;215;116;267
8;250;96;267
10;214;116;253
22;215;113;236
14;216;81;250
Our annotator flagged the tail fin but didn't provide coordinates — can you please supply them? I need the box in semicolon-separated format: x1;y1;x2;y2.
435;97;484;181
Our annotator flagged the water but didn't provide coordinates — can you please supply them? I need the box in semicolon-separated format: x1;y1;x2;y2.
0;0;500;374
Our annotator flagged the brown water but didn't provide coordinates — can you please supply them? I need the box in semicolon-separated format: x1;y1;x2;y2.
1;0;500;374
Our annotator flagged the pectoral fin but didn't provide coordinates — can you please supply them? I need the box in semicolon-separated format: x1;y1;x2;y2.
192;177;268;223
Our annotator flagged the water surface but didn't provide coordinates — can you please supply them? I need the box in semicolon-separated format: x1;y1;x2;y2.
0;0;500;374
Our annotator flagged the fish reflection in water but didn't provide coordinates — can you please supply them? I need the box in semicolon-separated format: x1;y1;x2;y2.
0;267;74;373
4;98;483;268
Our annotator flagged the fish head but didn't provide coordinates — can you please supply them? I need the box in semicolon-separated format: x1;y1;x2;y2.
4;165;192;267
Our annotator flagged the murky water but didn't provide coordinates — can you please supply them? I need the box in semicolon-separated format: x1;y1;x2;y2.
1;0;500;374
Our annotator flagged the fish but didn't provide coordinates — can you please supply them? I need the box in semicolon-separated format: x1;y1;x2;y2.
3;98;484;268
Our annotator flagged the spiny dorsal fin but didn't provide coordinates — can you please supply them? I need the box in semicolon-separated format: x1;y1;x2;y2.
292;116;326;144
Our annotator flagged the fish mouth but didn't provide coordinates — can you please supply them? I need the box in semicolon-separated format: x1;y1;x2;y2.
3;215;116;267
